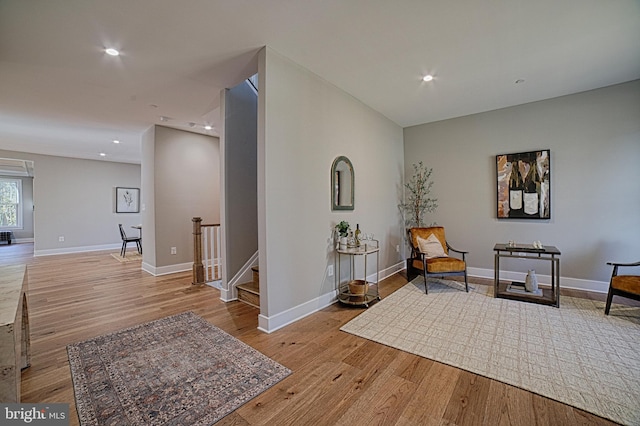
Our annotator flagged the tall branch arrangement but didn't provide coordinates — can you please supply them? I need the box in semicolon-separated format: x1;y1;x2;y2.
399;161;438;228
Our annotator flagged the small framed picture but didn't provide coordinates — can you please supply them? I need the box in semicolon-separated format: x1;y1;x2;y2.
116;187;140;213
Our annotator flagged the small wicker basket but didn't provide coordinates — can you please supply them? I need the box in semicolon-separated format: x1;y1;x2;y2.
348;279;367;295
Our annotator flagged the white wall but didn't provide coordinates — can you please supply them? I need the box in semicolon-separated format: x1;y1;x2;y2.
258;47;405;332
141;126;156;268
403;80;640;291
0;149;141;255
143;126;220;275
221;80;258;281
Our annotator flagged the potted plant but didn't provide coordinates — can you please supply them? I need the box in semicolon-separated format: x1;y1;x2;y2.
335;221;350;249
398;161;438;228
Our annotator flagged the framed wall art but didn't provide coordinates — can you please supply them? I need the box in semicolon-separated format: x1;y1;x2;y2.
116;187;140;213
496;150;550;219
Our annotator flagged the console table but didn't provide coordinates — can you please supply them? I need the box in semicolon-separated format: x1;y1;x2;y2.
0;264;31;402
494;244;561;307
336;241;380;307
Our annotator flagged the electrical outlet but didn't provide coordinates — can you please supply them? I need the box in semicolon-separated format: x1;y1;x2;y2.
396;245;400;252
327;265;334;277
170;247;177;255
58;236;65;242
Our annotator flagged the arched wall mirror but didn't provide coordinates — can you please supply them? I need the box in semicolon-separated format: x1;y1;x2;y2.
331;156;354;210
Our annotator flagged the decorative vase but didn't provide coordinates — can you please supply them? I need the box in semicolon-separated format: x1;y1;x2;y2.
339;236;348;249
525;270;538;292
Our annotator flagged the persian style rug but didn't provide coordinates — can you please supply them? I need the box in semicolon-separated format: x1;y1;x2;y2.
341;279;640;426
68;312;291;425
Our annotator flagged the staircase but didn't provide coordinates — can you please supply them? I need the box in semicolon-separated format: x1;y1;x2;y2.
236;266;260;308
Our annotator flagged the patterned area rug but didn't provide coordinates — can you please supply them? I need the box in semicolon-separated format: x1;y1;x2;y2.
341;279;640;425
68;312;291;425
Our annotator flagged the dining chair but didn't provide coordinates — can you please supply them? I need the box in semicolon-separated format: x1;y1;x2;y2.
119;224;142;257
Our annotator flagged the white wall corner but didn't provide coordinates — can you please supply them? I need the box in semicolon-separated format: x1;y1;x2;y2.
257;289;338;333
141;261;192;277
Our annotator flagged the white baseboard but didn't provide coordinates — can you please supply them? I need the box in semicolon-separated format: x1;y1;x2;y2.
257;260;406;334
34;243;121;256
141;261;192;277
373;260;406;282
467;267;609;294
258;290;338;333
14;238;34;244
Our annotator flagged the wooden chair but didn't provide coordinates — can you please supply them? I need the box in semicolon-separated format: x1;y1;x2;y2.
407;226;468;294
605;260;640;315
119;224;142;257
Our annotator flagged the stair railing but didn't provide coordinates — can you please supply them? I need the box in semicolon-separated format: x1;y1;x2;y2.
192;217;222;285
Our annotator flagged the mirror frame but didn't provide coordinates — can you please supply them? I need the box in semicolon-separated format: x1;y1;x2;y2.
331;156;354;211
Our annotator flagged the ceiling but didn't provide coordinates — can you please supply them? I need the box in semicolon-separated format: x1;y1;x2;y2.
1;1;639;165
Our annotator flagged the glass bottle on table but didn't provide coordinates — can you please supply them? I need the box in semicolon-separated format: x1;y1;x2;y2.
523;155;540;217
354;224;361;247
508;156;523;216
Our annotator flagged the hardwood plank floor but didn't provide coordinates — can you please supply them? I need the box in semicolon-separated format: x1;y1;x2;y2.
1;243;623;425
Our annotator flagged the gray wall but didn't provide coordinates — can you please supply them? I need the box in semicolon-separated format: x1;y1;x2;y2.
258;47;405;331
403;80;640;290
140;126;157;266
222;81;258;279
148;126;220;271
0;149;141;254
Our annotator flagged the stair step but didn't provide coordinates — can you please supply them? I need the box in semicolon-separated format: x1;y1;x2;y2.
252;266;259;286
237;281;259;295
237;281;260;308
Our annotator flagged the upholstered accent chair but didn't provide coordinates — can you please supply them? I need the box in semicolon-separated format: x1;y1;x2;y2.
407;226;468;294
605;260;640;315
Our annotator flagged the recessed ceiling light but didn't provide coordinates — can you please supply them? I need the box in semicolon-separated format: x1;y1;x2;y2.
204;125;212;130
105;48;119;56
422;75;434;82
99;153;107;157
113;139;120;144
159;116;169;122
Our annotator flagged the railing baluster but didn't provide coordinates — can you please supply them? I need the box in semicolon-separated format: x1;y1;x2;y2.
204;226;211;281
215;226;221;280
192;217;221;285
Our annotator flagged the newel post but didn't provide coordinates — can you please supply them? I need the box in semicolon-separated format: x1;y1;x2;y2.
192;217;205;285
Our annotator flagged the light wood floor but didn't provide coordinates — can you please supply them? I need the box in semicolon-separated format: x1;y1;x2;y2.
2;243;623;425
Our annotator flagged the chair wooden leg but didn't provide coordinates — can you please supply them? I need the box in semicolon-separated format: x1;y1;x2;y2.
121;242;126;257
423;271;428;294
464;270;469;292
605;287;614;315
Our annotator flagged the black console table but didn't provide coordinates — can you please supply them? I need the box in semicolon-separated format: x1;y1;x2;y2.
493;243;561;307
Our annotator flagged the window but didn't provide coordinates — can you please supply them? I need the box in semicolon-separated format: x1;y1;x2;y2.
0;178;22;229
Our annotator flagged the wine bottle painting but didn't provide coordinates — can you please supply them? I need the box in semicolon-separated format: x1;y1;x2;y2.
496;150;550;219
